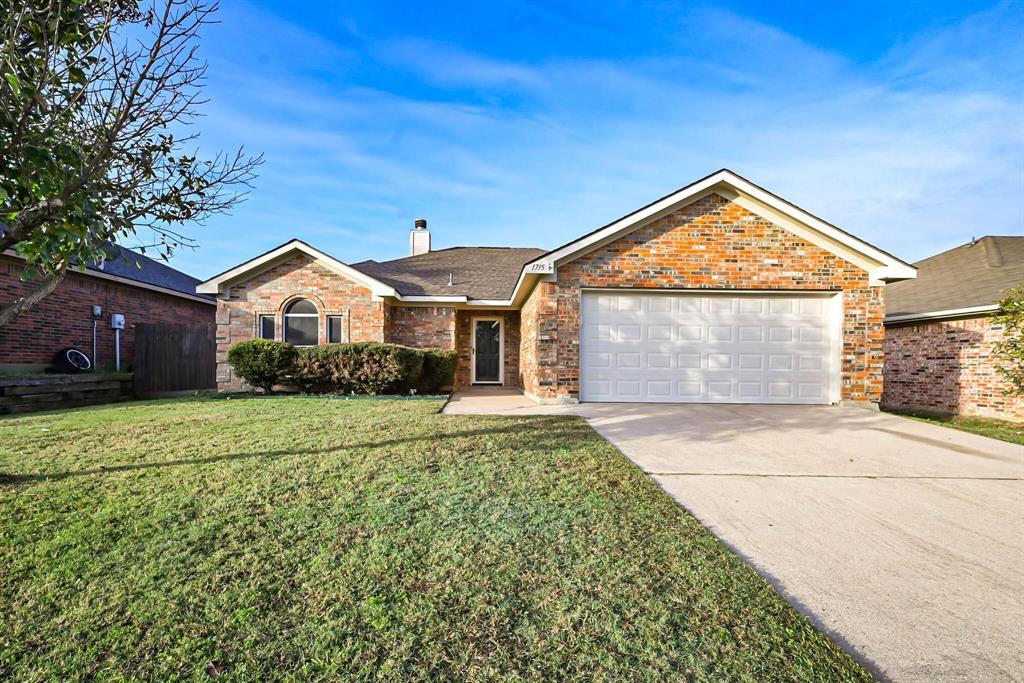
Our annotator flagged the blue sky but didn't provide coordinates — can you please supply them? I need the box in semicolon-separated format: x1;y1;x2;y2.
167;0;1023;278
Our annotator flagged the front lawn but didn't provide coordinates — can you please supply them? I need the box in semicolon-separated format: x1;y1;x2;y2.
885;409;1024;446
0;397;868;681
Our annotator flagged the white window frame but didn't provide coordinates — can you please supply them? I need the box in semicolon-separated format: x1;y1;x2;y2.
283;300;320;347
470;316;504;385
326;314;345;344
257;313;276;340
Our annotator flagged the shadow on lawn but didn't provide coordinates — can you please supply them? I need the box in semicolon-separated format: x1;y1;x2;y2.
0;417;585;485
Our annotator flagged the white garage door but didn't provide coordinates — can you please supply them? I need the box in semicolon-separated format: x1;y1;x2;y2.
580;291;838;404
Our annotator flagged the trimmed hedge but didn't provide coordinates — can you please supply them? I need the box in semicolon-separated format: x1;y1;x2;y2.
417;348;458;393
293;343;458;395
228;340;457;396
226;339;298;394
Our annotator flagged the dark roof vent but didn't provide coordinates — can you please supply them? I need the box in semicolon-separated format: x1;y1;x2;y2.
982;237;1004;268
414;218;427;230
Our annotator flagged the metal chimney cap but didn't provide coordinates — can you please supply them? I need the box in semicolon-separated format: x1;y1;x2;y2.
414;218;428;230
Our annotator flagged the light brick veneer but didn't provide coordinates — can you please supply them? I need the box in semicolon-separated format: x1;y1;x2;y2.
216;254;384;389
519;281;557;397
521;193;885;403
883;317;1024;422
386;306;457;349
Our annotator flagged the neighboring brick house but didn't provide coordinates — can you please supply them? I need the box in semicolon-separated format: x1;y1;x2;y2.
883;236;1024;422
200;169;916;404
0;243;215;371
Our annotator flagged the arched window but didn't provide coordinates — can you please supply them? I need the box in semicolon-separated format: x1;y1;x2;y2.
284;299;319;346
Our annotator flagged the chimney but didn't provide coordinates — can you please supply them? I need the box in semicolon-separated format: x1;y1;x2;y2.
410;218;431;256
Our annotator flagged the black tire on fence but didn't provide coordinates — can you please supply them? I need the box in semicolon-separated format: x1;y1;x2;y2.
53;347;93;373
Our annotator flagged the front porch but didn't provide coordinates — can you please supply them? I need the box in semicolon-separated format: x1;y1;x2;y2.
453;309;521;390
442;385;577;415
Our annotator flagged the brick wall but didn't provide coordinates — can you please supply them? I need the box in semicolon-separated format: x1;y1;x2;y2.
0;255;214;369
883;316;1024;422
521;193;884;403
216;254;384;389
386;306;457;349
519;281;557;398
455;310;520;388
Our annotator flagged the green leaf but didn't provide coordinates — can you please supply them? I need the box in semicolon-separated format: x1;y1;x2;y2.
4;72;21;96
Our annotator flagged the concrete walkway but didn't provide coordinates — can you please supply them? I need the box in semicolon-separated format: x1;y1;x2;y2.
443;390;1024;682
442;386;577;415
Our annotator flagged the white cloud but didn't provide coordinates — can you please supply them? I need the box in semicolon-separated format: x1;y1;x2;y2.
173;2;1023;278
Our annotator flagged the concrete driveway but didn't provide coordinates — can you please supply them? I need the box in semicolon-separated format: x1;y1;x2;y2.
576;403;1024;682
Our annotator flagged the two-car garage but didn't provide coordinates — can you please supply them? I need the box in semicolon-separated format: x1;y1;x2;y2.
580;290;841;404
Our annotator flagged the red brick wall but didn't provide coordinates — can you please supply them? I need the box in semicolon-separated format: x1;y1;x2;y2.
216;254;384;389
519;281;557;397
455;310;520;388
0;255;214;369
883;317;1024;422
386;306;457;349
521;193;884;402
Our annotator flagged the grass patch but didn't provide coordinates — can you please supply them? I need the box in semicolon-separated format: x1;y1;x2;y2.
0;397;868;681
885;409;1023;446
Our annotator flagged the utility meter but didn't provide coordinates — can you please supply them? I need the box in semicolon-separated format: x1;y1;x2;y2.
111;313;125;329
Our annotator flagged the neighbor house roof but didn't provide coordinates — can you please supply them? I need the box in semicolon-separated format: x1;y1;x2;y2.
352;247;546;301
91;243;212;301
1;239;213;304
885;236;1024;323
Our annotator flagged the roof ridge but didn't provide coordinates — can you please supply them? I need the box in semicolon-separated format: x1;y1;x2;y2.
911;237;1018;266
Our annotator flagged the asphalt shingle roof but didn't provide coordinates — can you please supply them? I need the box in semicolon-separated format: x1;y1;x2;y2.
885;236;1023;318
90;243;210;299
352;247;547;300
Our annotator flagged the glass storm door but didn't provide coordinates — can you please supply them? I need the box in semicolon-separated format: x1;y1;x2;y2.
473;319;502;383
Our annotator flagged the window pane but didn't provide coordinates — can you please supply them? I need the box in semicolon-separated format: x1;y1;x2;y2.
286;299;317;315
327;316;343;343
285;315;318;346
259;315;275;340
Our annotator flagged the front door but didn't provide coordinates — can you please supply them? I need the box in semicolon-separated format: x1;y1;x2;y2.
473;319;502;383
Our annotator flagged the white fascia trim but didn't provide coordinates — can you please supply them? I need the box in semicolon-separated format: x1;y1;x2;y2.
524;169;917;284
197;240;397;296
2;248;215;305
386;295;518;309
884;304;998;324
393;294;468;303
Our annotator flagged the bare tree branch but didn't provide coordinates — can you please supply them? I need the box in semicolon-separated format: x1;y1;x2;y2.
0;0;261;326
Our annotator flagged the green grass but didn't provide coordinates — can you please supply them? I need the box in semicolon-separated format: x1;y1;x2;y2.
886;409;1024;446
0;397;868;682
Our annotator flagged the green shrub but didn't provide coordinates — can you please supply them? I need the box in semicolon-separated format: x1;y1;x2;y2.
226;339;297;394
294;343;424;395
417;348;458;394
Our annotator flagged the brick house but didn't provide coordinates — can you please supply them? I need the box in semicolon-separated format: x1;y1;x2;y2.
199;169;917;405
883;236;1024;422
0;243;215;371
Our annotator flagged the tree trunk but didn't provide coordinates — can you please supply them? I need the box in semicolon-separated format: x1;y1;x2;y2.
0;267;68;327
0;198;65;253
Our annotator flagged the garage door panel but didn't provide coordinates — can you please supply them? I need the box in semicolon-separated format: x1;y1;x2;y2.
580;291;835;404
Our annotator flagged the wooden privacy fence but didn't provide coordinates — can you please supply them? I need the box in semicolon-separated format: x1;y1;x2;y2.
133;323;216;396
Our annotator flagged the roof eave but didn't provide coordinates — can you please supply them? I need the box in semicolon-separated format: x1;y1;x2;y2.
521;169;917;286
884;304;1000;325
197;239;397;297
